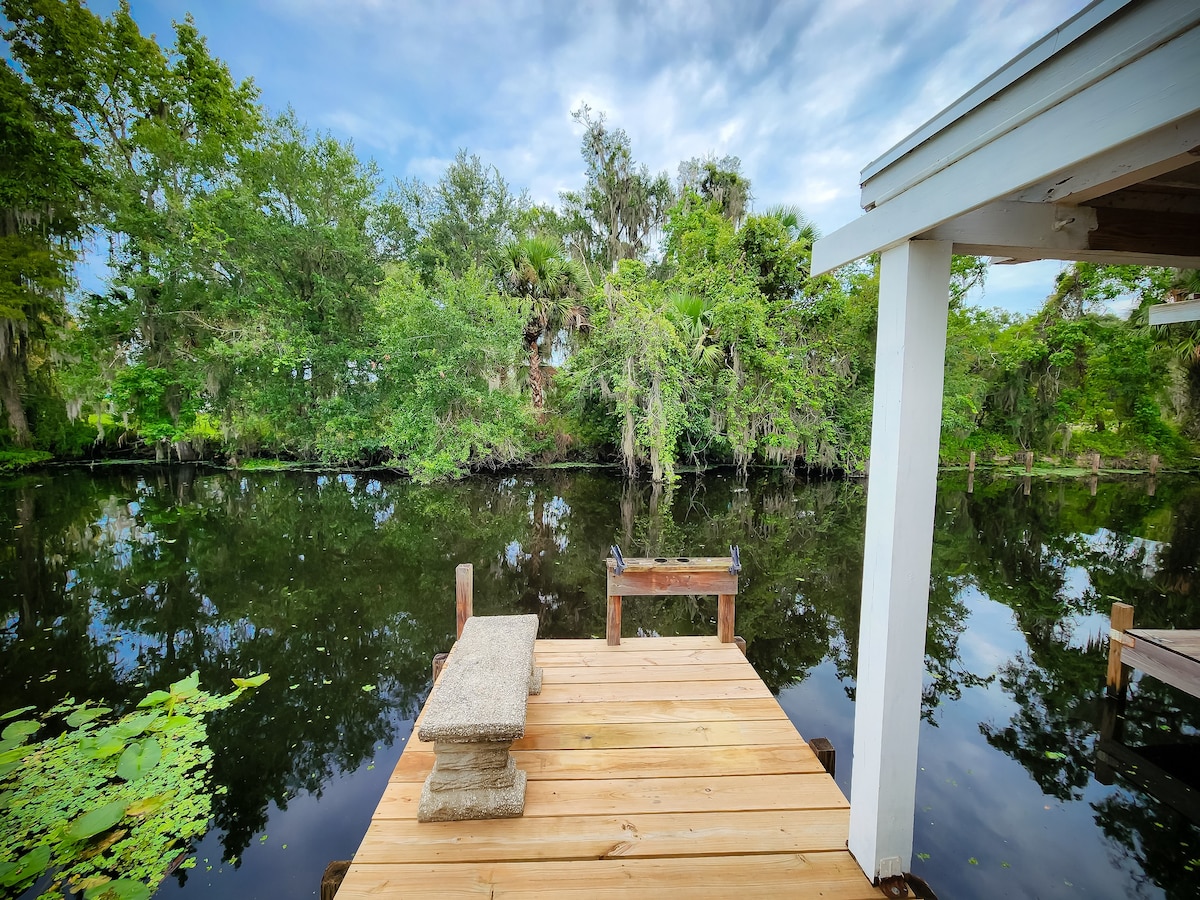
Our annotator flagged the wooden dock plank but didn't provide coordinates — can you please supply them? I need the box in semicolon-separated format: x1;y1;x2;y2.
404;718;806;752
526;679;773;703
338;636;873;898
541;663;755;683
375;773;849;819
392;744;826;781
535;648;746;668
535;636;729;651
352;809;854;864
337;853;880;899
525;697;789;724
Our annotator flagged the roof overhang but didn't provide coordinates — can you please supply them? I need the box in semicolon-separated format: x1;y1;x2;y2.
812;0;1200;287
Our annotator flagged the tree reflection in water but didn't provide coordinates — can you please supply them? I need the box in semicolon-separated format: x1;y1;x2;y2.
1;467;1197;897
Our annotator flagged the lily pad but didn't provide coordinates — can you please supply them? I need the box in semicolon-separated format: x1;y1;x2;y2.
0;706;35;721
66;706;112;728
1;720;39;742
66;800;128;842
0;845;51;888
116;738;162;782
231;673;270;689
84;878;152;900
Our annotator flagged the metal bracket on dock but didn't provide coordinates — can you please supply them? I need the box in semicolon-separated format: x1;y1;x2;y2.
729;545;741;574
609;545;626;575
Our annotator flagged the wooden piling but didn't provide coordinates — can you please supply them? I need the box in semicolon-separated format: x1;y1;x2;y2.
1023;476;1031;496
809;737;836;777
1025;451;1033;474
1107;601;1134;698
1149;454;1159;476
1092;452;1101;475
321;860;349;900
432;652;449;682
968;450;976;472
455;564;473;640
717;595;735;643
606;596;622;646
967;472;975;494
734;635;747;656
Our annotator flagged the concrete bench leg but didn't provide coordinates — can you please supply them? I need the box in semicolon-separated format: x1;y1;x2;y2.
418;740;526;822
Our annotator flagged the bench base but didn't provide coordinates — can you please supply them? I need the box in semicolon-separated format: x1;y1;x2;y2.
417;769;527;822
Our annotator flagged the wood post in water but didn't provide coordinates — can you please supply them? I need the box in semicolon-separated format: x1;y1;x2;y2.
1025;451;1034;474
455;563;473;640
968;450;976;472
1092;452;1101;475
1023;476;1031;496
1149;454;1159;476
321;860;349;900
967;472;975;494
809;737;836;777
1107;601;1134;698
432;652;449;682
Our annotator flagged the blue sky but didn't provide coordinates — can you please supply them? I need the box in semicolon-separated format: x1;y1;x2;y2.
82;0;1093;314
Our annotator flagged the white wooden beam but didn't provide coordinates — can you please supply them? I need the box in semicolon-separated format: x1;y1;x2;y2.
918;202;1097;250
849;240;951;883
988;248;1200;268
1150;297;1200;324
811;22;1200;275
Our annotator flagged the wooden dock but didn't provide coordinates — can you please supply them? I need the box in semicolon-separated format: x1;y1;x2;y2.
1107;602;1200;700
335;635;878;899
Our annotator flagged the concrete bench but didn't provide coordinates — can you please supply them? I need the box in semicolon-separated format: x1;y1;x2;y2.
416;614;542;822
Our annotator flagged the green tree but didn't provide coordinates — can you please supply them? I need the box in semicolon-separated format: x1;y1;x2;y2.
0;59;85;447
560;106;673;279
5;0;262;453
389;149;529;282
202;112;383;460
490;235;583;412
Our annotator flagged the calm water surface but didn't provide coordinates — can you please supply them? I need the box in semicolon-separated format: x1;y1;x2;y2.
2;466;1198;899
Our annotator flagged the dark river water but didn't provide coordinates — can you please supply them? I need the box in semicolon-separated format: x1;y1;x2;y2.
2;465;1198;899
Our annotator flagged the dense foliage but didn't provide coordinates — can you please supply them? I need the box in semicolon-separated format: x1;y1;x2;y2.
1;0;1196;478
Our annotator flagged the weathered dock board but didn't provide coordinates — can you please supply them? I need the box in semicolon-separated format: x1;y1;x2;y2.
336;636;878;899
1107;602;1200;700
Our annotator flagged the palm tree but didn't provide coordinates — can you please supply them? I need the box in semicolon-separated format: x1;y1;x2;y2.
490;236;583;411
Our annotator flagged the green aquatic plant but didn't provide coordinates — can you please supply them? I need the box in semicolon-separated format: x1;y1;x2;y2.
0;671;268;899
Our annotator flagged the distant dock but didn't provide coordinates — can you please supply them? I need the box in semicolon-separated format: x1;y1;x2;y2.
334;635;877;898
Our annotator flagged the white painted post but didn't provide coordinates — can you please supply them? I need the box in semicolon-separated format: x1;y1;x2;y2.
849;240;951;883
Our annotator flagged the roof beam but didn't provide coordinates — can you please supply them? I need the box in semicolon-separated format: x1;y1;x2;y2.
918;201;1200;267
1088;207;1200;257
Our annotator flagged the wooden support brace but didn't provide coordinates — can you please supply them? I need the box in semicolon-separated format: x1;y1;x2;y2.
607;596;622;646
717;594;735;643
1107;601;1134;698
455;563;473;640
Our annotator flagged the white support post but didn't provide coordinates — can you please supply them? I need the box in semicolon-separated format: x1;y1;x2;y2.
849;239;951;882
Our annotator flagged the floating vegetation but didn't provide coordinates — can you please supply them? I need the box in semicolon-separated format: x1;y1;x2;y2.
0;672;268;898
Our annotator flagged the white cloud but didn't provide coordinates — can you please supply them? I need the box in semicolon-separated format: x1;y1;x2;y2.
116;0;1094;313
